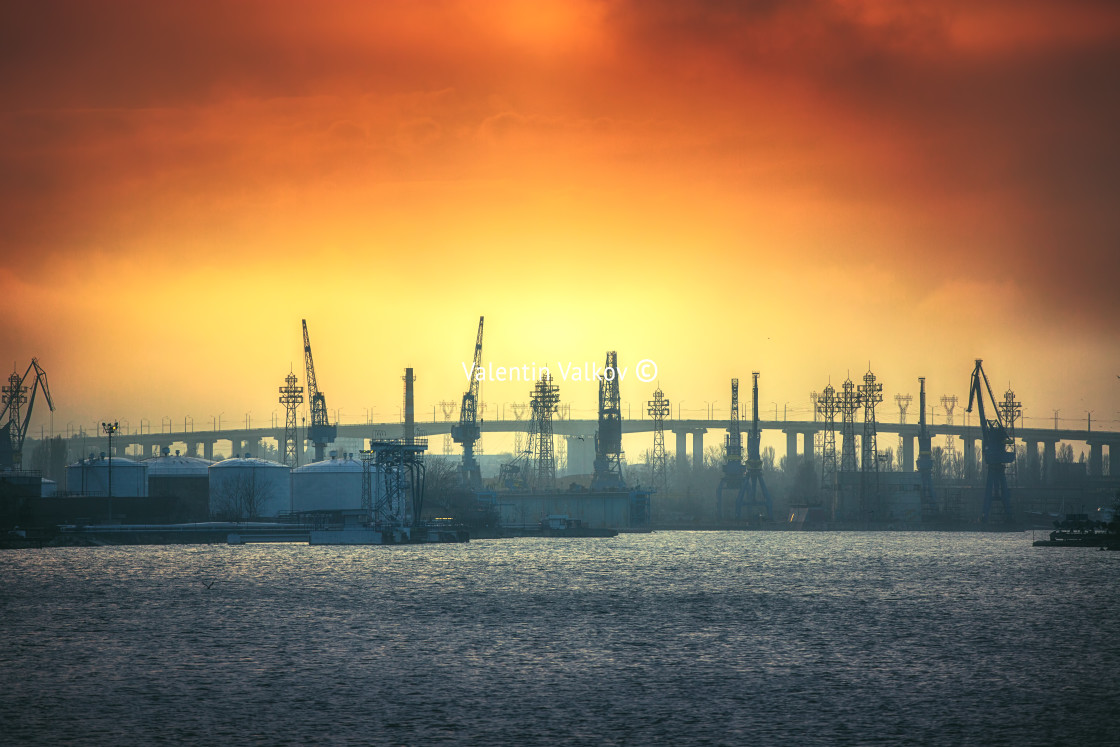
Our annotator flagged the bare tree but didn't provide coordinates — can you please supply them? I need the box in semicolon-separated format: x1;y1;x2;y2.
212;471;274;520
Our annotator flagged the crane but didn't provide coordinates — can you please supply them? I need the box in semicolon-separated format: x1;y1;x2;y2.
966;359;1014;522
737;371;773;521
0;358;55;470
451;316;484;490
916;377;936;519
717;378;744;518
302;319;336;462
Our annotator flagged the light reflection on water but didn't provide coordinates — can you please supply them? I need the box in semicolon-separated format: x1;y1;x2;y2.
1;532;1117;745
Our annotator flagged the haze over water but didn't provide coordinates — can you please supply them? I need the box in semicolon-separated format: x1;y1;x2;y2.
2;532;1116;745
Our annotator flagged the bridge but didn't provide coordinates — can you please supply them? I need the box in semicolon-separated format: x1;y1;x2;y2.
46;417;1119;480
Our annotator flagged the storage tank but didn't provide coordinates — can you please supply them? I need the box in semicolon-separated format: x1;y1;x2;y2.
208;457;291;519
292;454;364;512
65;455;148;497
146;449;213;522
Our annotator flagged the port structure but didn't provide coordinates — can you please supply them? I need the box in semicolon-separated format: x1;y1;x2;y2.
940;394;959;477
895;392;912;469
999;387;1022;485
438;400;457;455
362;437;428;528
647;387;670;493
717;378;744;519
530;373;560;490
816;383;839;520
302;319;336;462
278;370;304;468
967;359;1015;522
591;351;625;491
451;316;484;490
0;358;54;470
859;368;883;519
916;377;936;519
737;372;772;520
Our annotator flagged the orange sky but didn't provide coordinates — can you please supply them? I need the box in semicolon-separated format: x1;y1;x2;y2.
2;0;1119;441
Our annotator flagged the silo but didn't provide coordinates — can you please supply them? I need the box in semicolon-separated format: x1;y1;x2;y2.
292;454;363;512
146;449;213;522
208;457;291;519
65;455;148;497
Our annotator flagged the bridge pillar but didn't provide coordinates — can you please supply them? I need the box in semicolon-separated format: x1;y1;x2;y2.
902;435;914;472
693;431;704;470
802;431;814;459
1043;441;1056;485
1110;443;1119;477
674;430;688;469
1089;442;1102;478
565;436;594;476
785;431;797;462
204;441;214;461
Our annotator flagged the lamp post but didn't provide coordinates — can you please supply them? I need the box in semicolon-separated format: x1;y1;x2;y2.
101;421;118;522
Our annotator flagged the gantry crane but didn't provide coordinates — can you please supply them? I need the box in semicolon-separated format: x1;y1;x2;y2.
966;359;1014;522
591;351;625;491
737;371;773;520
451;316;484;490
0;358;54;470
717;378;744;518
302;319;336;462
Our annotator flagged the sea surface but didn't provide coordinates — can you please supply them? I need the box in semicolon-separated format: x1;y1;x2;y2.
1;531;1117;745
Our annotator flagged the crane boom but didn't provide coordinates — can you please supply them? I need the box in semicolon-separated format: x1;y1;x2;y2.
302;319;336;462
966;359;1014;522
451;316;484;489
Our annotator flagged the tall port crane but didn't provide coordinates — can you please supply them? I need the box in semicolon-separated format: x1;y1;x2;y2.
591;350;625;491
302;319;336;462
0;358;54;470
966;359;1014;522
916;377;936;519
451;316;484;490
717;378;744;518
737;371;772;520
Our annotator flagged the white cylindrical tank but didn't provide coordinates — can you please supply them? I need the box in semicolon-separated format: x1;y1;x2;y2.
65;456;148;497
208;457;291;519
292;454;364;512
41;479;57;497
145;451;213;478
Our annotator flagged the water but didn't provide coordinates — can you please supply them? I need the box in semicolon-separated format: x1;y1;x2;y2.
1;532;1117;745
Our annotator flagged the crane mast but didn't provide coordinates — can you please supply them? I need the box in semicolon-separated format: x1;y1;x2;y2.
737;371;772;520
302;319;336;462
451;316;484;490
0;358;55;470
966;359;1014;522
916;377;936;518
717;378;744;518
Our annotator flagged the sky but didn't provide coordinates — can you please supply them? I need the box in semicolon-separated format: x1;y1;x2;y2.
2;0;1119;443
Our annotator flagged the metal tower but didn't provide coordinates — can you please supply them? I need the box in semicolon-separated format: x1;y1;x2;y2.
916;377;936;519
816;383;839;520
837;375;861;474
999;387;1022;485
858;368;883;518
591;351;625;491
364;437;428;528
302;319;336;462
717;378;744;519
940;394;958;478
895;393;912;470
278;370;304;468
738;372;773;520
530;373;560;489
966;360;1014;522
647;387;670;493
438;400;457;455
451;316;484;490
